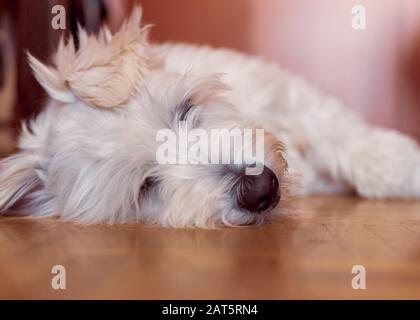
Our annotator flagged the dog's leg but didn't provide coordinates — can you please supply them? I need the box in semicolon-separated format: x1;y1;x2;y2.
289;94;420;199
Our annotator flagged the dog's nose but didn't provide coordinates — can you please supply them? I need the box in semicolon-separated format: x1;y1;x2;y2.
235;166;280;212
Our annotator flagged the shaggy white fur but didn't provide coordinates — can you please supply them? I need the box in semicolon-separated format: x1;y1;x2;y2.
1;7;420;228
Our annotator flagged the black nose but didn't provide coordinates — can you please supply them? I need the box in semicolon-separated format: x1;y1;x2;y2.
235;166;280;212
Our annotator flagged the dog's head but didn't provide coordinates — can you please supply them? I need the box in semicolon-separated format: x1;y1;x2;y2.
0;7;289;228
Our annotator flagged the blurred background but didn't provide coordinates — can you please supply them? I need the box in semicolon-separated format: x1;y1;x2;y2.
1;0;420;156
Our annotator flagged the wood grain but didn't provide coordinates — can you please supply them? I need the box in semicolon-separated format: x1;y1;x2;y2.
1;195;420;299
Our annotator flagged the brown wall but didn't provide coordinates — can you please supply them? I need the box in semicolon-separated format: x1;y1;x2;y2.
139;0;420;140
3;0;420;147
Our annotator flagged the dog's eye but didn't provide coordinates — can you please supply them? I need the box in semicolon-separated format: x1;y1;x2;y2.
140;176;159;195
178;98;195;121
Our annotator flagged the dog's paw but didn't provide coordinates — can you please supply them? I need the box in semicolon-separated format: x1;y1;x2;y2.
351;129;420;199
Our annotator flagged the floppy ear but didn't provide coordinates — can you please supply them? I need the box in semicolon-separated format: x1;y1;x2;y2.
0;152;41;213
28;6;150;109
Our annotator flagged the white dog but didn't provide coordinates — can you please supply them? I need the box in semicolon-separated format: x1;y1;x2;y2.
1;7;420;228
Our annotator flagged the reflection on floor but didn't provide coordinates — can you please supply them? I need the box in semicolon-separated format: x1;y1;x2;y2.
1;195;420;299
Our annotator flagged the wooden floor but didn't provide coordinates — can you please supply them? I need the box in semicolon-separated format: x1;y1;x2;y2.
1;195;420;299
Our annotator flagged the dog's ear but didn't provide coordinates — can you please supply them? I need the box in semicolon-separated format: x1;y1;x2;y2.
0;152;41;213
28;6;150;109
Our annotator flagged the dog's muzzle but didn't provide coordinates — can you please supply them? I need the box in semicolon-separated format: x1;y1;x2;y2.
234;166;280;213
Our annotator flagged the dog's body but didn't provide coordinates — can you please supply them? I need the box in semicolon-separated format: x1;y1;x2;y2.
158;43;420;197
158;42;420;198
1;8;420;228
